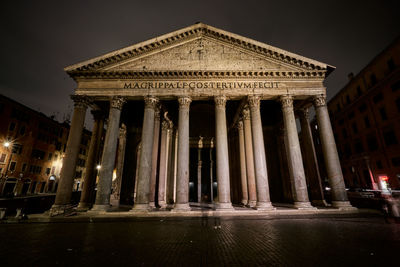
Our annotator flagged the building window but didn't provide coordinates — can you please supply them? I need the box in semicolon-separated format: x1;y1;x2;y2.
75;171;82;178
0;153;6;163
31;149;45;160
364;116;370;128
46;168;51;175
354;140;364;154
22;163;27;172
387;58;396;72
383;129;398;146
9;122;16;131
370;74;377;86
336;103;341;112
79;148;86;156
367;134;379;151
9;161;16;171
392;157;400;167
376;160;383;169
373;93;383;103
379;107;387;120
19;125;26;136
358;103;367;113
352;122;358;134
11;144;23;154
346;95;351;104
357;86;362;96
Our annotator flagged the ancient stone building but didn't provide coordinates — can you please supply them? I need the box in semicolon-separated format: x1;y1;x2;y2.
50;23;353;214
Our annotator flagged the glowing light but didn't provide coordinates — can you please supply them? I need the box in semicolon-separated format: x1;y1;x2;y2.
380;175;389;181
96;165;101;170
3;141;10;148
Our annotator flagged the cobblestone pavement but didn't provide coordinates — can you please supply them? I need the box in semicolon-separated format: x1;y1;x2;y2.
1;215;399;266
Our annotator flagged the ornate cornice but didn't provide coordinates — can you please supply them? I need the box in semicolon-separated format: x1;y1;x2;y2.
280;95;293;109
214;96;227;108
178;96;192;108
68;70;327;79
144;96;159;109
66;24;331;75
247;95;261;109
313;95;326;107
242;107;251;120
70;95;90;108
110;96;126;110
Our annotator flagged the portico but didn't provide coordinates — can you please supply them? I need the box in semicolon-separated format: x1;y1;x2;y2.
50;23;354;215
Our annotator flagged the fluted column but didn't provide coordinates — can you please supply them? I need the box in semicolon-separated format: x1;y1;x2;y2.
50;95;88;215
77;109;105;210
242;107;257;207
132;96;159;211
237;120;248;205
158;119;171;208
314;95;354;209
280;95;313;209
298;108;326;206
149;106;161;208
92;96;126;211
173;96;192;211
214;96;233;210
248;95;274;210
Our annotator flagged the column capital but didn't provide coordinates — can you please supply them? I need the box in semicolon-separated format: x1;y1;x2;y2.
154;105;161;120
161;120;170;130
198;136;204;148
214;96;227;108
242;106;251;120
236;120;244;130
71;95;90;108
144;96;159;109
119;124;127;138
280;95;293;109
247;95;261;109
178;96;192;108
110;96;126;110
313;95;326;107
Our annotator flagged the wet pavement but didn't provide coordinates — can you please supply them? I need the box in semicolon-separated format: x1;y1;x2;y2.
1;215;399;266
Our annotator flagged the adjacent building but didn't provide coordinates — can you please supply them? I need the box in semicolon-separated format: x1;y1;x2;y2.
0;94;91;196
327;36;400;191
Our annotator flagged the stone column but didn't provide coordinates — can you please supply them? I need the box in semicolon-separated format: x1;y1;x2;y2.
149;106;161;208
111;124;127;206
248;96;274;210
314;95;353;209
298;108;326;206
197;137;203;203
280;95;313;209
132;96;159;211
210;138;214;203
214;96;233;210
91;96;125;211
77;109;104;211
50;95;88;215
237;120;248;205
173;96;192;211
158;120;170;208
166;129;177;207
242;107;257;207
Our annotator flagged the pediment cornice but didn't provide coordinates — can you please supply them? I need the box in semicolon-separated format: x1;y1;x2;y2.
65;23;335;77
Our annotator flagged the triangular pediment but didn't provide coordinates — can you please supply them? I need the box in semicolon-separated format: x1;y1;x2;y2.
65;23;334;77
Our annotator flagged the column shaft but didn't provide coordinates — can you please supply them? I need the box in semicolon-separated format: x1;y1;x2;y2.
237;120;248;205
280;96;313;209
77;110;104;210
132;96;158;211
51;95;88;214
248;96;274;210
242;108;257;207
149;108;161;208
215;96;233;210
314;95;353;209
173;97;191;211
158;120;170;208
197;137;203;203
92;97;125;211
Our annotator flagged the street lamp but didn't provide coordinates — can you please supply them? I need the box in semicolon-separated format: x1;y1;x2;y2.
3;141;13;178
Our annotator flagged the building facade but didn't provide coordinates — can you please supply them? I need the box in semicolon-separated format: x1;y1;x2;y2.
0;94;91;196
327;37;400;191
51;23;353;215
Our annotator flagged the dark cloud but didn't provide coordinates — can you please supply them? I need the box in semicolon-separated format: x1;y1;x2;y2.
1;0;399;127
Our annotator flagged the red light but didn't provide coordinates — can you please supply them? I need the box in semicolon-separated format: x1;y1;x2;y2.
379;175;389;181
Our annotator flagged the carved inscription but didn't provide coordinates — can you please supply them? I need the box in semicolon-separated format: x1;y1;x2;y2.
123;81;280;90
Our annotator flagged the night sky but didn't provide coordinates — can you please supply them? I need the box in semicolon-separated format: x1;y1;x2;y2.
1;0;399;128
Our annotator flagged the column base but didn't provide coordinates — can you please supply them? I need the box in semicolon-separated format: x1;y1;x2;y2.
332;201;357;210
130;203;151;212
215;202;234;211
76;202;92;212
158;200;167;209
247;200;257;208
49;204;68;217
241;199;249;206
172;203;191;212
293;201;317;210
90;204;111;212
255;201;275;211
149;201;156;209
311;199;328;207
